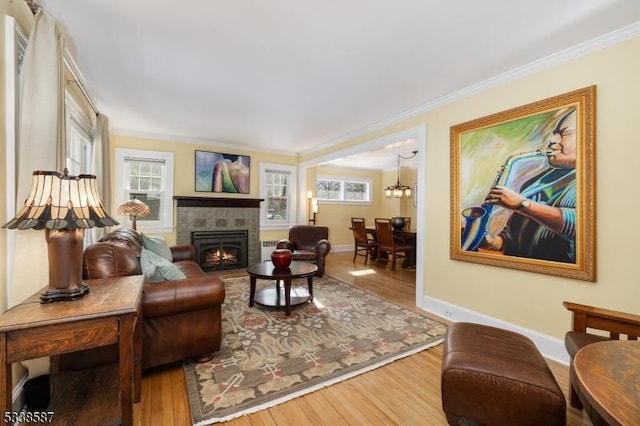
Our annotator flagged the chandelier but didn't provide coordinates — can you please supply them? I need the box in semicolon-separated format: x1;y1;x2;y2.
384;150;418;198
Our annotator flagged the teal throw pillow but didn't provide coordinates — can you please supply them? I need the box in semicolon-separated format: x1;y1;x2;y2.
141;233;173;262
140;247;186;282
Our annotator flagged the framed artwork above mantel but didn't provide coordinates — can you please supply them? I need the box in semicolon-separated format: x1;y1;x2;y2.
195;150;250;194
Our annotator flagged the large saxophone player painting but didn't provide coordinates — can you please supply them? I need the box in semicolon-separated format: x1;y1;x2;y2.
450;86;596;281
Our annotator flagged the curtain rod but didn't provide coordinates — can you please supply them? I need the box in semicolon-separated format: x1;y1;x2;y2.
64;53;99;116
25;0;100;116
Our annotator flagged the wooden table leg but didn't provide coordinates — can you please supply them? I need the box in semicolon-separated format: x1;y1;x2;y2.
133;310;142;403
0;334;10;425
307;276;314;301
275;280;282;306
119;314;135;426
249;276;257;307
284;279;292;316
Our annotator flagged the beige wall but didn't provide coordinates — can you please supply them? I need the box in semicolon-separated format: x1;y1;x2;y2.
309;165;388;246
110;134;299;244
111;136;417;247
425;38;640;339
318;36;640;340
310;165;417;247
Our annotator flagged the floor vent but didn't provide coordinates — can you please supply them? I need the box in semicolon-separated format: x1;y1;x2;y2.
261;240;279;261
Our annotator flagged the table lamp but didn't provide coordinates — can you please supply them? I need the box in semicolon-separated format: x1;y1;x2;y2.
2;169;118;303
117;199;150;231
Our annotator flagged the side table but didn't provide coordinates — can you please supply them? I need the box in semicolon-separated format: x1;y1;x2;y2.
0;275;144;426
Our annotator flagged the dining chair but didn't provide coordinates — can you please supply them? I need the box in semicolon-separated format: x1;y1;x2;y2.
374;218;413;271
351;218;377;264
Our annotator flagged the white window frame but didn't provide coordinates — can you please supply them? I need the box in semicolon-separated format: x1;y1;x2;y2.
316;174;372;204
260;162;297;230
115;148;174;233
65;94;93;175
5;16;27;307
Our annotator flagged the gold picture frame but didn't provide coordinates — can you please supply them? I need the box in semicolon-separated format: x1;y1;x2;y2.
450;86;596;281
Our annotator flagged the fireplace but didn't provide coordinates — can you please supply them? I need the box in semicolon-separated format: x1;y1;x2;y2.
192;230;248;272
175;197;263;266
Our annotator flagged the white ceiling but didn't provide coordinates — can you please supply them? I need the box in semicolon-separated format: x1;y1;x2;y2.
40;0;640;169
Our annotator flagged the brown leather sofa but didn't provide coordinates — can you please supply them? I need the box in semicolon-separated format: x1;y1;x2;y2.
277;225;331;277
59;228;225;371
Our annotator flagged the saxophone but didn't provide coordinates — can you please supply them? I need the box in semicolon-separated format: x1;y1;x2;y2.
460;147;553;251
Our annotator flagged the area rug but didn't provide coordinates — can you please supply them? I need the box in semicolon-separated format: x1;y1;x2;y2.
184;275;447;425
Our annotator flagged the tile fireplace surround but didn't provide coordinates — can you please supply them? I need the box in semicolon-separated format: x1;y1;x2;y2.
174;197;263;267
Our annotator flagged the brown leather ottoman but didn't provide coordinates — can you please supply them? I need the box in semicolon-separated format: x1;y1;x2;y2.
441;322;566;426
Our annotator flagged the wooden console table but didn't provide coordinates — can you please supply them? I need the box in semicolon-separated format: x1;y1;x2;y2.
0;275;144;426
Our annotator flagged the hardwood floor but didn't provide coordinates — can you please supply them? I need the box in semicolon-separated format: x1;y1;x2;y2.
134;251;592;425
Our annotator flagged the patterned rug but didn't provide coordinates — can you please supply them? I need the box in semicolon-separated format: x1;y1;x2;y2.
184;275;447;425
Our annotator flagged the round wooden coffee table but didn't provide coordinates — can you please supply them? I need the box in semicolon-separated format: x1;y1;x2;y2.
246;261;318;316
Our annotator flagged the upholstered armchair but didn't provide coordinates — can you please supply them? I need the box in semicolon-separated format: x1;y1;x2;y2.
277;225;331;276
563;301;640;425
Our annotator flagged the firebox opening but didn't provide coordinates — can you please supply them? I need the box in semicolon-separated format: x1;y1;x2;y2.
192;230;248;272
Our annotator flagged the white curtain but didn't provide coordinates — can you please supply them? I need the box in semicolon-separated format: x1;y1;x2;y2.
89;113;111;243
10;9;66;307
9;9;67;379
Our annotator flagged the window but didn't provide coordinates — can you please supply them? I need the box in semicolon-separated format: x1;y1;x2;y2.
316;176;371;203
65;94;93;175
260;163;296;228
5;16;27;216
115;149;174;233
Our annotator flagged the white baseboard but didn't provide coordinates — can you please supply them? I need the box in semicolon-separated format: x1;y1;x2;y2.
330;244;353;253
420;295;569;365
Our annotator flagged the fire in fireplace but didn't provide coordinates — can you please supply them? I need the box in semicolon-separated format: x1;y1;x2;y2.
206;248;237;264
192;230;248;271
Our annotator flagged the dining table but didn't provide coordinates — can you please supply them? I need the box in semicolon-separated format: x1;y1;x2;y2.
364;226;417;268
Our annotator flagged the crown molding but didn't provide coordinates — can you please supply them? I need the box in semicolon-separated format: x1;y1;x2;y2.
111;128;298;158
111;22;640;159
301;21;640;157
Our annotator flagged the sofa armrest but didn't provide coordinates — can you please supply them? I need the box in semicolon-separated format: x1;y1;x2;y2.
563;301;640;339
83;242;141;279
315;239;331;257
143;276;225;318
171;245;195;262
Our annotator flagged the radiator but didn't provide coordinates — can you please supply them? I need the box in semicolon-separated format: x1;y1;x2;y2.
260;240;279;261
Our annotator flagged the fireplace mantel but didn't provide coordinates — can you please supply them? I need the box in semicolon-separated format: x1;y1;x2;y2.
174;196;264;208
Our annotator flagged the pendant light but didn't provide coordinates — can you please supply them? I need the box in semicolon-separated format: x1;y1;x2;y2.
384;150;418;198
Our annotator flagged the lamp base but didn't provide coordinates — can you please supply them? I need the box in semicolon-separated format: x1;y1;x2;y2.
40;282;90;303
42;228;89;304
